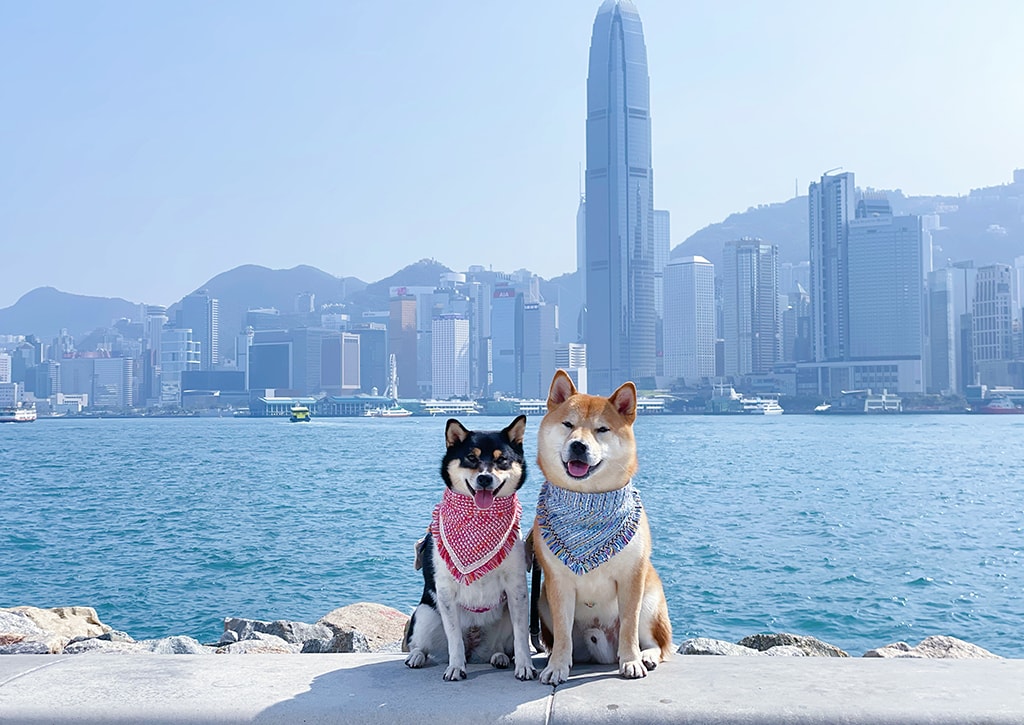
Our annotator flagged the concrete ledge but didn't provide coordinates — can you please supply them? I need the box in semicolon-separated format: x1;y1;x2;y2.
1;653;1022;724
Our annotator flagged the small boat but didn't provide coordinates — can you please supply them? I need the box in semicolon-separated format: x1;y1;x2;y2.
741;396;784;415
289;405;312;422
0;405;37;423
976;397;1024;414
364;404;413;418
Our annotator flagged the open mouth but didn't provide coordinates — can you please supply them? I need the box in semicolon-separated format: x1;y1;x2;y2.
470;480;504;509
564;459;599;479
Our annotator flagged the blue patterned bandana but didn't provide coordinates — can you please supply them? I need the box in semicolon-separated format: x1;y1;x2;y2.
535;480;643;575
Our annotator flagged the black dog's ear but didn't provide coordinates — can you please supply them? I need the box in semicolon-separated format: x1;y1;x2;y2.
445;418;470;449
503;415;527;446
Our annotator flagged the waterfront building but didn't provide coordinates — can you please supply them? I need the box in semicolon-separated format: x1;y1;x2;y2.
351;323;388;395
928;268;957;394
0;351;10;384
179;291;219;371
663;256;716;384
33;360;61;399
584;0;657;393
522;301;559;400
973;263;1016;386
431;314;470;399
388;293;418;398
320;331;361;395
846;211;924;361
809;171;855;364
555;342;588;393
780;286;811;363
722;239;779;377
491;286;524;397
160;328;201;406
950;261;978;393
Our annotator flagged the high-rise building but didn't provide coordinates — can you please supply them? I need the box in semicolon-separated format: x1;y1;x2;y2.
809;171;855;363
0;352;10;384
663;256;716;383
179;292;219;370
352;323;389;395
950;262;978;392
653;210;670;319
928;268;957;394
722;239;779;377
555;342;588;393
522;301;559;400
160;328;200;406
846;212;924;360
973;264;1015;383
491;287;524;397
431;315;470;399
584;0;657;393
388;294;418;398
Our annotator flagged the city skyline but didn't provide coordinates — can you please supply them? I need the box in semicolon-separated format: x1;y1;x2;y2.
3;1;1022;309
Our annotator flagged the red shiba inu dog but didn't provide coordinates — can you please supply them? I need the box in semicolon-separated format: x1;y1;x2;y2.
531;370;672;684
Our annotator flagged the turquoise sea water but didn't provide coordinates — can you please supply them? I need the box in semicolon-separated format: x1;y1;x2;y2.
2;414;1023;656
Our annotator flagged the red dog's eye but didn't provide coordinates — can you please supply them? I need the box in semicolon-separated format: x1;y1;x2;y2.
596;426;610;434
562;421;573;429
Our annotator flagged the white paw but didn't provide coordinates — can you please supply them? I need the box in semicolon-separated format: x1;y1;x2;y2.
404;650;427;668
539;663;570;685
443;664;467;681
515;662;537;681
490;652;511;669
620;659;648;679
641;648;660;671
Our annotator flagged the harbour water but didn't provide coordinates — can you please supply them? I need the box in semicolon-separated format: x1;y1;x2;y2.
2;414;1022;656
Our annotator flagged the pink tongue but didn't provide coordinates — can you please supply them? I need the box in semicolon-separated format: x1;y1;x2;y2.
567;460;590;478
474;489;495;509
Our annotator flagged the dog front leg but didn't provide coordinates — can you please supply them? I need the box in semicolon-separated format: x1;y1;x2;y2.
435;592;468;681
615;568;646;679
506;583;537;681
538;576;576;685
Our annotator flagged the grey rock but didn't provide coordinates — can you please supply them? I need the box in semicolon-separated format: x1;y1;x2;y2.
216;632;300;654
678;638;762;656
317;603;409;653
144;636;211;655
97;630;136;643
64;639;148;654
0;640;55;655
222;617;333;646
763;645;806;657
217;630;239;645
863;635;1002;659
737;633;849;658
323;630;370;654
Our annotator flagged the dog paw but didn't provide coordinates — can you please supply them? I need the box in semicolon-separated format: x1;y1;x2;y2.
641;648;660;671
619;659;648;679
515;663;537;681
539;664;569;685
442;665;467;681
404;651;427;669
490;652;510;669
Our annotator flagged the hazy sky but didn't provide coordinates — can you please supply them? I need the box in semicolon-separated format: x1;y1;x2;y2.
2;1;1021;308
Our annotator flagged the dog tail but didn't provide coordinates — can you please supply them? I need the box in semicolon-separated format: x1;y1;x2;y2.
529;562;542;652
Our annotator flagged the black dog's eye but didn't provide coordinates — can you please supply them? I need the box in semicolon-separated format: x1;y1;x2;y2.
595;426;610;434
465;454;479;466
562;421;574;429
495;458;511;470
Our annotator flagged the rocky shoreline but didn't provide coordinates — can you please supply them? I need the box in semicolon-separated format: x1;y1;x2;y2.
0;604;1004;660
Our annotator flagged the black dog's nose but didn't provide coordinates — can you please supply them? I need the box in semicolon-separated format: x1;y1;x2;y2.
569;440;588;458
476;473;494;489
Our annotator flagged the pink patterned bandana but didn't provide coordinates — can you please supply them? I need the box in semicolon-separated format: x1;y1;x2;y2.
431;487;522;585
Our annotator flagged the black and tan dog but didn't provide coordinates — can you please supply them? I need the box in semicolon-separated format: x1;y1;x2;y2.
404;416;536;681
531;370;672;684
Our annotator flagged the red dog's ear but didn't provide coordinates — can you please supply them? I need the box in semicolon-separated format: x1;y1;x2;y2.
445;418;470;448
547;370;577;411
609;381;637;422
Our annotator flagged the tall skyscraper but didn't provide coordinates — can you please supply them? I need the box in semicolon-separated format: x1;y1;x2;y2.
388;294;418;398
809;171;855;363
846;211;924;361
521;301;559;400
928;268;957;394
584;0;657;393
663;256;715;384
973;264;1015;381
431;315;470;399
491;286;524;397
653;209;670;319
722;239;779;377
179;291;219;371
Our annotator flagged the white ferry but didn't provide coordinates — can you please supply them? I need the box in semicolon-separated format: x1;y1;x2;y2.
0;405;37;423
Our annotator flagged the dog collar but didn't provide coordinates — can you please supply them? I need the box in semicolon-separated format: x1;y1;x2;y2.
431;487;521;585
535;480;642;575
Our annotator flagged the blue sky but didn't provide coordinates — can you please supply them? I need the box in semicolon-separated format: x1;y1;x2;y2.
2;1;1021;308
